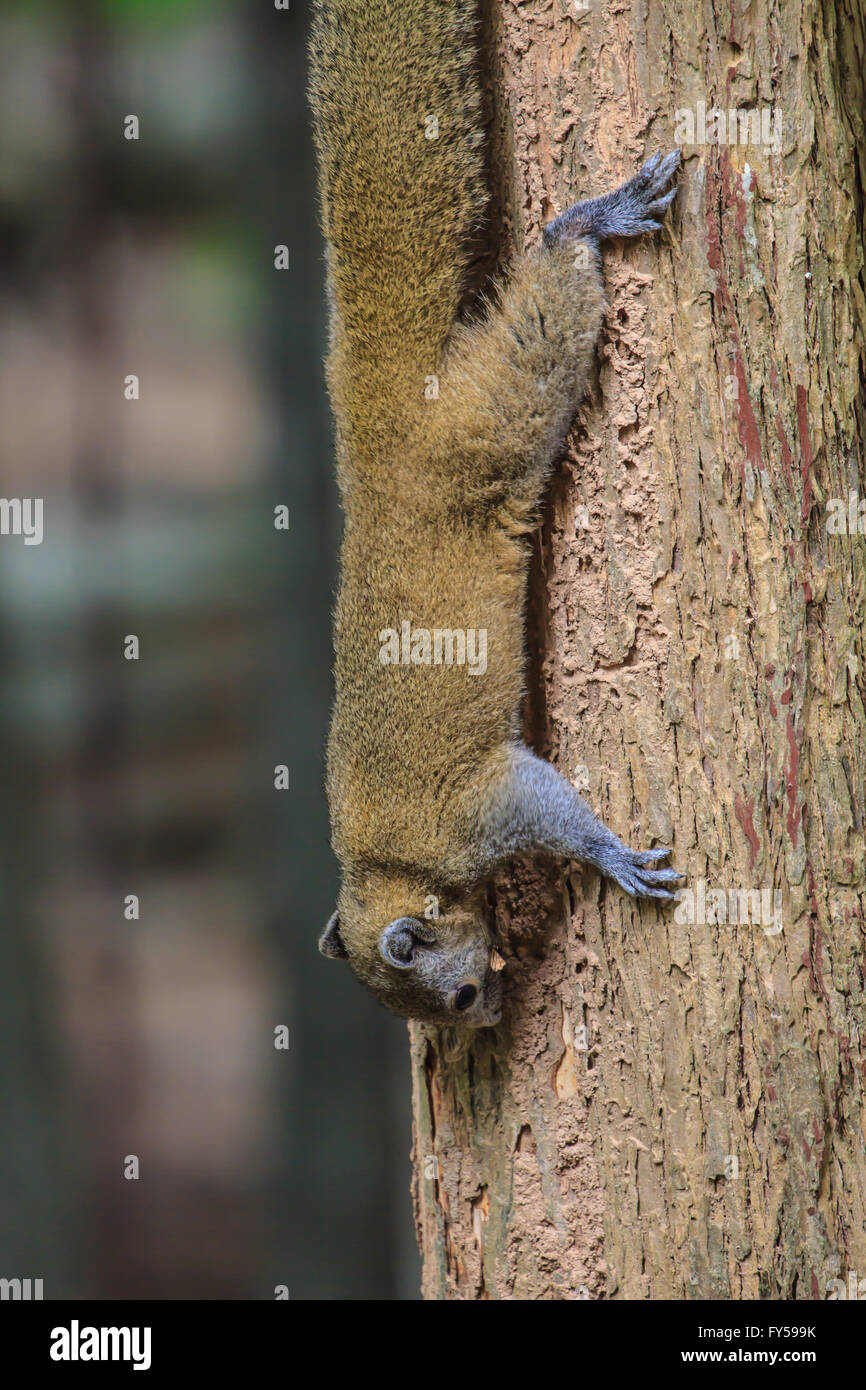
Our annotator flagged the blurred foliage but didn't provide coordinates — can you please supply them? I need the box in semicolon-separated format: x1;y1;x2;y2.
0;0;418;1299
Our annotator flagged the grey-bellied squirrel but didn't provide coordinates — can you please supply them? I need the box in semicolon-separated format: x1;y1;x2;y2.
309;0;682;1027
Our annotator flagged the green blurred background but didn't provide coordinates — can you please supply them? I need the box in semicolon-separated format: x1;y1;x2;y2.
0;0;418;1299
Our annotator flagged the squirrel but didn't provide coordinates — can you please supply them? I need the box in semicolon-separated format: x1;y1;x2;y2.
309;0;682;1028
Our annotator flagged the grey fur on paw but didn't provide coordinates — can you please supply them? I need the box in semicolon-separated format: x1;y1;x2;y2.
621;149;682;231
543;149;681;248
596;843;683;902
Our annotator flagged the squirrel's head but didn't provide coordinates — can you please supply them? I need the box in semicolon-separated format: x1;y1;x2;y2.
319;875;504;1028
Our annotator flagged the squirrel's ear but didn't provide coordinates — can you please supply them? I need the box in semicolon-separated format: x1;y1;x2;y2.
319;911;348;960
380;917;435;969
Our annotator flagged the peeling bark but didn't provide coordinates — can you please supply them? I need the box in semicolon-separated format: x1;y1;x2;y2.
411;0;866;1300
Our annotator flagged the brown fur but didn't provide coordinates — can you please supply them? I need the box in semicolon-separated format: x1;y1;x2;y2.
310;0;678;1026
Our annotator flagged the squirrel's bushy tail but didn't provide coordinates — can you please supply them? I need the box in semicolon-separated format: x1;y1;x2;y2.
309;0;486;446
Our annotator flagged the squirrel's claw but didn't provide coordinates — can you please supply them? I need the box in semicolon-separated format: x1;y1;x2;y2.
600;844;684;902
545;148;681;247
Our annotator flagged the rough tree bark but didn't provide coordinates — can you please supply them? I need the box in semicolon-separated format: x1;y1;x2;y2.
410;0;866;1300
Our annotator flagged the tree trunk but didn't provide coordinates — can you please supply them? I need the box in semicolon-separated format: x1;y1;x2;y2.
410;0;866;1301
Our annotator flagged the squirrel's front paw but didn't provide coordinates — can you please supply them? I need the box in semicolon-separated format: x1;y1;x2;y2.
544;149;680;248
593;842;683;902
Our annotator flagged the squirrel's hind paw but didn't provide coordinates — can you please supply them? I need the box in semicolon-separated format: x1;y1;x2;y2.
544;148;681;248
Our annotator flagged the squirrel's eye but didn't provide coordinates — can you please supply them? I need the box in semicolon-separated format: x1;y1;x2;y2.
454;984;477;1012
